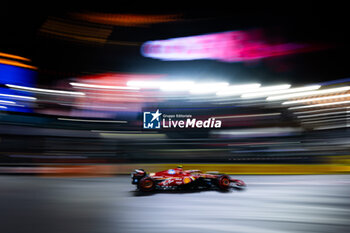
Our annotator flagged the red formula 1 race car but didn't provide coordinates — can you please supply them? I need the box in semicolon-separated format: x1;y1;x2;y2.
131;166;246;192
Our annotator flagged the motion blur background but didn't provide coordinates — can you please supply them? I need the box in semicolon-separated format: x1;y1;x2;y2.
1;4;350;174
2;3;350;233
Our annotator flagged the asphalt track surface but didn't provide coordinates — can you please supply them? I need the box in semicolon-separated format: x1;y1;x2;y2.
1;175;350;233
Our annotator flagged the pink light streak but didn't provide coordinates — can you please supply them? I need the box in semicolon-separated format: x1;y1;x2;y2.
141;30;321;62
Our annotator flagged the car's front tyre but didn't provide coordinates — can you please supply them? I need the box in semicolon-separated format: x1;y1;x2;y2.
216;175;231;190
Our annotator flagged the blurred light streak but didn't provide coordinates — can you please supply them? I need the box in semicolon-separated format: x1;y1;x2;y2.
0;60;36;113
0;58;37;70
160;81;195;92
6;84;85;96
211;127;302;138
297;111;347;119
70;82;140;90
0;100;16;105
189;82;229;94
0;93;36;101
267;86;350;101
0;105;7;109
288;100;350;110
82;92;143;97
283;93;350;105
127;80;171;89
300;117;350;125
314;124;350;130
293;107;348;115
72;73;164;108
242;85;321;99
216;113;280;119
39;17;113;45
57;118;127;123
127;80;195;91
216;83;261;96
60;104;127;110
141;30;319;62
241;84;291;98
73;12;181;26
0;52;31;62
298;115;346;123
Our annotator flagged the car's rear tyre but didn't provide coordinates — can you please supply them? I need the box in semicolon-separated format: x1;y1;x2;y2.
138;177;156;192
217;175;230;190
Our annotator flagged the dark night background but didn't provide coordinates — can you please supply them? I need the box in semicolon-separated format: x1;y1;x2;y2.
3;5;350;233
1;3;349;86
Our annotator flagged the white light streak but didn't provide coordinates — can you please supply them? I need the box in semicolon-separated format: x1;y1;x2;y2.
6;84;85;96
216;83;261;96
0;93;36;101
127;80;195;91
159;81;195;92
70;82;140;90
259;85;321;100
189;82;229;94
0;100;16;105
267;86;350;101
241;84;291;98
126;80;162;89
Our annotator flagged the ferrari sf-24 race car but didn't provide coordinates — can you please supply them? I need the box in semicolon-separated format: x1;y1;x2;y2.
131;166;246;192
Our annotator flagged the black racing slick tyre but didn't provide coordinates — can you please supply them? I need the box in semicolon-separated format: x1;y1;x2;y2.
217;175;230;190
138;177;156;192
